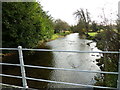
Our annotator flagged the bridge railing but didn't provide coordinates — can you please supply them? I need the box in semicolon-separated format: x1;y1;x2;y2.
0;46;120;89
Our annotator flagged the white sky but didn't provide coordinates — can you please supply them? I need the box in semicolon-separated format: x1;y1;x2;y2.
38;0;120;25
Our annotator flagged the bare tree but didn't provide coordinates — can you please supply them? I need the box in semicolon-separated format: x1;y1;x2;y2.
74;8;91;34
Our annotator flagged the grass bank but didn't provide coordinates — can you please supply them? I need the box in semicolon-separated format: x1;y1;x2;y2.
37;31;71;48
88;29;104;37
88;32;98;37
50;31;71;40
86;32;98;40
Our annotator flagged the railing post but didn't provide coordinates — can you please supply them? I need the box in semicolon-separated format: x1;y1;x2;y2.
18;46;28;88
117;50;120;90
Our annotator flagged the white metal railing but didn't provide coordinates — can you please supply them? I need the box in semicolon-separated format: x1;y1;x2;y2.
0;46;120;89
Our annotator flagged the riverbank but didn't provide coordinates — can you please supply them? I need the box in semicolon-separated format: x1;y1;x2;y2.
37;31;71;48
88;32;98;37
88;30;120;88
2;31;71;57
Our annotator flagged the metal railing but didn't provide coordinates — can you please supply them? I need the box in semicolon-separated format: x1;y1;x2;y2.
0;46;120;89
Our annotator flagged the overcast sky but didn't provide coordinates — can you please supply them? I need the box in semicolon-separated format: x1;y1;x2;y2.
39;0;120;25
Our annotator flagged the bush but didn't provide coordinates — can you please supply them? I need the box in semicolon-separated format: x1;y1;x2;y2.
2;2;54;48
94;30;120;87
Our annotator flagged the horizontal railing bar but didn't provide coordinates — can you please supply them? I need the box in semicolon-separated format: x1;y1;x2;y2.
0;83;23;88
22;48;120;53
0;74;22;79
0;63;118;75
0;83;37;89
0;48;120;53
0;74;117;89
0;48;18;50
26;77;117;89
0;63;20;66
24;64;119;75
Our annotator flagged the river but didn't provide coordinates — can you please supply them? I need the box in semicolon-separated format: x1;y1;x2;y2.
2;33;102;89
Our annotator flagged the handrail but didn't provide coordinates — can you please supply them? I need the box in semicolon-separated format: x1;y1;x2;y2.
0;83;23;88
0;74;117;89
0;46;120;89
0;63;119;75
0;48;120;53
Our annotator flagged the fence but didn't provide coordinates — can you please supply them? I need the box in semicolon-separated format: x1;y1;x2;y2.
0;46;120;89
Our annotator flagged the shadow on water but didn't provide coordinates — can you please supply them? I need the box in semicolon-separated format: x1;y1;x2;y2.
2;46;54;89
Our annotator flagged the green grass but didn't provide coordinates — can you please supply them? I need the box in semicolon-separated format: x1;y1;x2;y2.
88;32;98;37
51;34;60;40
51;31;71;40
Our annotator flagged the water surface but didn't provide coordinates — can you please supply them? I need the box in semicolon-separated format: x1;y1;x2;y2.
2;33;102;89
46;33;102;88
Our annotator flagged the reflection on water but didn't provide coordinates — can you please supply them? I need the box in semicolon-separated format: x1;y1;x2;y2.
46;33;102;88
2;33;102;89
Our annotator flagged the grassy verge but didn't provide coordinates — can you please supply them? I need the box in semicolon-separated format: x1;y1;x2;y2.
51;34;62;40
37;31;71;48
51;31;71;40
88;32;98;37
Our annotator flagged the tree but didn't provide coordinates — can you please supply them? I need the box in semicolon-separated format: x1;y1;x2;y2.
91;21;99;32
54;19;70;33
116;19;120;33
2;2;54;48
74;8;91;34
94;16;120;87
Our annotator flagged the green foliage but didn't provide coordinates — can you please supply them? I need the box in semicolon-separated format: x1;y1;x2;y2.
95;30;119;51
95;30;120;87
59;31;71;36
73;8;91;34
54;19;70;33
88;32;97;37
90;21;99;32
51;34;59;40
116;19;120;33
2;2;54;48
51;31;71;40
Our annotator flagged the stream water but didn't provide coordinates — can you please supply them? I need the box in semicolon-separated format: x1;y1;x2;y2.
2;33;102;89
